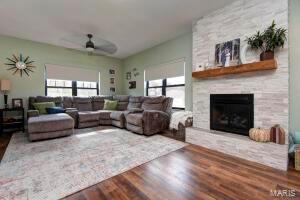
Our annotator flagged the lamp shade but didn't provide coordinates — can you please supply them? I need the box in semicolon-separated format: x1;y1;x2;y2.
0;79;11;91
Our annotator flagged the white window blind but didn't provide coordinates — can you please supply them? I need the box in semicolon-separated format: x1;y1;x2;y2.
145;58;185;81
45;64;99;82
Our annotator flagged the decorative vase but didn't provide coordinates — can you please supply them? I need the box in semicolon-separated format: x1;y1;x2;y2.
260;51;274;61
249;128;270;142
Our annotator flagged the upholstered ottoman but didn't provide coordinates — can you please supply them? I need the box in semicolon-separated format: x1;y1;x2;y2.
28;113;74;141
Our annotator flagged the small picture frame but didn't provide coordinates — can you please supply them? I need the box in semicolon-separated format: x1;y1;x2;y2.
109;69;115;75
12;98;23;108
126;72;132;80
110;87;116;93
110;78;115;84
129;81;136;89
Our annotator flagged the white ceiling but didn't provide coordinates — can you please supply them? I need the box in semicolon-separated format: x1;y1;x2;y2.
0;0;235;58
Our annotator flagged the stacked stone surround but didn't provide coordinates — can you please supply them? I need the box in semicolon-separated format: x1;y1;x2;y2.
186;128;288;170
188;0;289;170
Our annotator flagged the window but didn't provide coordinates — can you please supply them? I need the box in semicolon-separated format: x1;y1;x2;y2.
46;79;99;97
146;76;185;109
76;81;98;97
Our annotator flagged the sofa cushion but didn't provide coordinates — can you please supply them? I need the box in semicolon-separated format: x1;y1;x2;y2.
116;102;128;111
103;100;118;110
141;96;165;111
110;111;125;121
78;111;100;123
143;96;164;104
113;95;129;111
73;97;92;111
92;96;113;111
98;110;113;120
28;113;74;134
63;97;74;108
46;107;65;114
36;96;63;107
126;113;143;126
161;97;173;114
33;102;55;114
113;95;130;102
128;96;143;109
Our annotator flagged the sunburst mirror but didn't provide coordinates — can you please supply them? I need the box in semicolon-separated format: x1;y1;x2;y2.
5;54;36;77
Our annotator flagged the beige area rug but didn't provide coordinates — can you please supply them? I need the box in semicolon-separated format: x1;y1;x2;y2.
0;127;187;200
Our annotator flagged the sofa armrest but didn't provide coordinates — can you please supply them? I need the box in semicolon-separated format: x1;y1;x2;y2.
65;109;78;128
27;110;39;118
142;110;170;135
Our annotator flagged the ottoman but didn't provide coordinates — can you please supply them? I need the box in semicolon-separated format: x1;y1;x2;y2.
28;113;74;141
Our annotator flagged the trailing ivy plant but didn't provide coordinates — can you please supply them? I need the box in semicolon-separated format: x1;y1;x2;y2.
246;20;287;52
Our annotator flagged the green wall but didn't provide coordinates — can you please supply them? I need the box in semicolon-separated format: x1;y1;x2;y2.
289;0;300;132
122;33;193;110
0;35;123;109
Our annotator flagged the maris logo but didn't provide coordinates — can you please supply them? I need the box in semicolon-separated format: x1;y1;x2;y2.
270;189;296;197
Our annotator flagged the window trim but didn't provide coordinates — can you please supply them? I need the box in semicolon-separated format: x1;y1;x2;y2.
146;78;185;110
45;79;99;96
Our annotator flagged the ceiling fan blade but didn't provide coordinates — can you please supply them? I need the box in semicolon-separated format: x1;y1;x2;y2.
60;37;85;49
94;44;117;54
61;34;117;55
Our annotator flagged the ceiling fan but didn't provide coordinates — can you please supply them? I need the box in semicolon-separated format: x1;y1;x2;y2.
61;34;117;55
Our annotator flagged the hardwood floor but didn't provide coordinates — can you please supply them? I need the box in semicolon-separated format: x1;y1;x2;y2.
65;145;300;200
0;132;12;161
1;133;300;200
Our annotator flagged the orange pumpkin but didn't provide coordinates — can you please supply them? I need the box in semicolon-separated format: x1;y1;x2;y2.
249;128;270;142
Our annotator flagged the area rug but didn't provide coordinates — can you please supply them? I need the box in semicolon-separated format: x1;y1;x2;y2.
0;127;187;200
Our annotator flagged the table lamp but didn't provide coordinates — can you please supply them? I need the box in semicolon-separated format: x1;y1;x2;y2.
0;79;11;108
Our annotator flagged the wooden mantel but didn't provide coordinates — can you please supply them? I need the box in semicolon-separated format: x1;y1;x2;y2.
192;60;277;78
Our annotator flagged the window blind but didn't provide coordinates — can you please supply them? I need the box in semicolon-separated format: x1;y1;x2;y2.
145;58;185;81
45;64;99;82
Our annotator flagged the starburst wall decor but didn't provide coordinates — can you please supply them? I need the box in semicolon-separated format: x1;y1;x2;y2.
5;54;36;77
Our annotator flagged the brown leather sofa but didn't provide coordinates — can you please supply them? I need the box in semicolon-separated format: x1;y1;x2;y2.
27;95;173;138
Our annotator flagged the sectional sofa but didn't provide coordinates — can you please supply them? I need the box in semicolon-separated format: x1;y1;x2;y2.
27;95;173;141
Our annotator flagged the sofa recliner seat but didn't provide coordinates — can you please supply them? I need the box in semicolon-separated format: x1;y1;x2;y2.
28;113;74;141
125;96;173;136
110;111;127;128
77;111;101;128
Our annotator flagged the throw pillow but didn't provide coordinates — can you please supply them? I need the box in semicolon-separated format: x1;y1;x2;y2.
33;102;55;114
46;107;66;114
103;100;118;110
293;131;300;144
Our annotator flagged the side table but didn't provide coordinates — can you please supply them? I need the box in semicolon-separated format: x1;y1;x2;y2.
0;107;25;134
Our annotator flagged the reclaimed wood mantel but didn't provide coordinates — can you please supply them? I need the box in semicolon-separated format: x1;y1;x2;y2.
192;60;277;78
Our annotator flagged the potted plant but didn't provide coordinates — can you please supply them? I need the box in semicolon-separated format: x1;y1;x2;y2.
246;21;287;61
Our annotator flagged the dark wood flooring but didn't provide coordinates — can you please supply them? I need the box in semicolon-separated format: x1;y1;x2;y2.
1;133;300;200
0;132;12;161
65;145;300;200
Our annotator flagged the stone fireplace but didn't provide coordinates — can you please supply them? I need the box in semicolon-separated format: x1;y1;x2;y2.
210;94;254;136
187;0;289;171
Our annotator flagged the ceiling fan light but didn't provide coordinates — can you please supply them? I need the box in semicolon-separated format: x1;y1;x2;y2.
86;47;94;52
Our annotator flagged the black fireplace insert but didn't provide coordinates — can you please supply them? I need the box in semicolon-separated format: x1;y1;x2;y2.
210;94;254;136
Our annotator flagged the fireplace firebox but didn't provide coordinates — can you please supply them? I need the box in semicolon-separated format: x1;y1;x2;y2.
210;94;254;136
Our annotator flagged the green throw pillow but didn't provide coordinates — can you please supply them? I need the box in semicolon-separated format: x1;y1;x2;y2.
33;102;55;114
103;100;118;110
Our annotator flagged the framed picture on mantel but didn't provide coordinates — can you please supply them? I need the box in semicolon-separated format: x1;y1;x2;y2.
215;38;240;66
